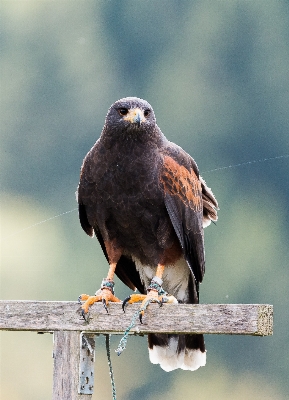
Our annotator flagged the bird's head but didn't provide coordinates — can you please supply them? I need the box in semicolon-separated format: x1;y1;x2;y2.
103;97;157;137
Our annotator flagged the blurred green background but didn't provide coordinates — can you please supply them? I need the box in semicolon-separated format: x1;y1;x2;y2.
1;1;288;399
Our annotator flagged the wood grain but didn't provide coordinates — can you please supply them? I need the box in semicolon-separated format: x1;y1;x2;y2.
0;301;273;336
52;331;93;400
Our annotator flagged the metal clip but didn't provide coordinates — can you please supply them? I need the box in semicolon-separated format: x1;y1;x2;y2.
78;333;95;394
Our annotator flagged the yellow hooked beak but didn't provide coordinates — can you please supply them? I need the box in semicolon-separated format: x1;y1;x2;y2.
123;108;145;127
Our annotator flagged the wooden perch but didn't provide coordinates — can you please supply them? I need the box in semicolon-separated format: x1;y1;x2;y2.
0;300;273;336
0;300;273;399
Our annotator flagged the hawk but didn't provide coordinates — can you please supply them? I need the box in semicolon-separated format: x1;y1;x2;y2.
77;97;218;371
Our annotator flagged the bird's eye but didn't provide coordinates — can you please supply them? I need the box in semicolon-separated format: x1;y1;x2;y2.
144;109;150;117
118;108;128;116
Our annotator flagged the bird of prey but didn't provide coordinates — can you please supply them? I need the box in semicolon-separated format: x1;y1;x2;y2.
77;97;218;372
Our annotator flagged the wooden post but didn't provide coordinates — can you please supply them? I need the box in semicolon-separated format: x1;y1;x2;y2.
52;331;95;400
0;301;273;398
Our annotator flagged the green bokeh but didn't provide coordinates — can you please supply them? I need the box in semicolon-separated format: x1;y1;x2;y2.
1;1;288;399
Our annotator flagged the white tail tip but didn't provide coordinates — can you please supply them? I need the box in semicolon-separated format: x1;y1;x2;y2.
149;342;206;372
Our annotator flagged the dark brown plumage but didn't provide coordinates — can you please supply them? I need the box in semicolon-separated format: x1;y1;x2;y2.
77;97;218;371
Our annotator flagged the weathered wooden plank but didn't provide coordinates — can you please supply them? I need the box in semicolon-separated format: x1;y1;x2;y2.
0;301;273;336
52;331;93;400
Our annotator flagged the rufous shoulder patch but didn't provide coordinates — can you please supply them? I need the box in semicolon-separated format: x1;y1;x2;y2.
161;156;202;212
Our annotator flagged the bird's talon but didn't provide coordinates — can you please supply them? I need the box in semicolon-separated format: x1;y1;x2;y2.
102;298;109;313
81;309;89;322
122;295;131;312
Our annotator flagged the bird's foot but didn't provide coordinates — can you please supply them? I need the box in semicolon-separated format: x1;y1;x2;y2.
122;276;177;323
78;279;121;321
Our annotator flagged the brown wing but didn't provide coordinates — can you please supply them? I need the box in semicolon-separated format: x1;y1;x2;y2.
160;144;218;292
200;176;219;227
161;155;203;212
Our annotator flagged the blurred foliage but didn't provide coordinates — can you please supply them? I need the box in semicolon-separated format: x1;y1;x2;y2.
1;1;289;399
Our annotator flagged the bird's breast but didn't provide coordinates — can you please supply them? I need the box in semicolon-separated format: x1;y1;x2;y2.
99;147;162;201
